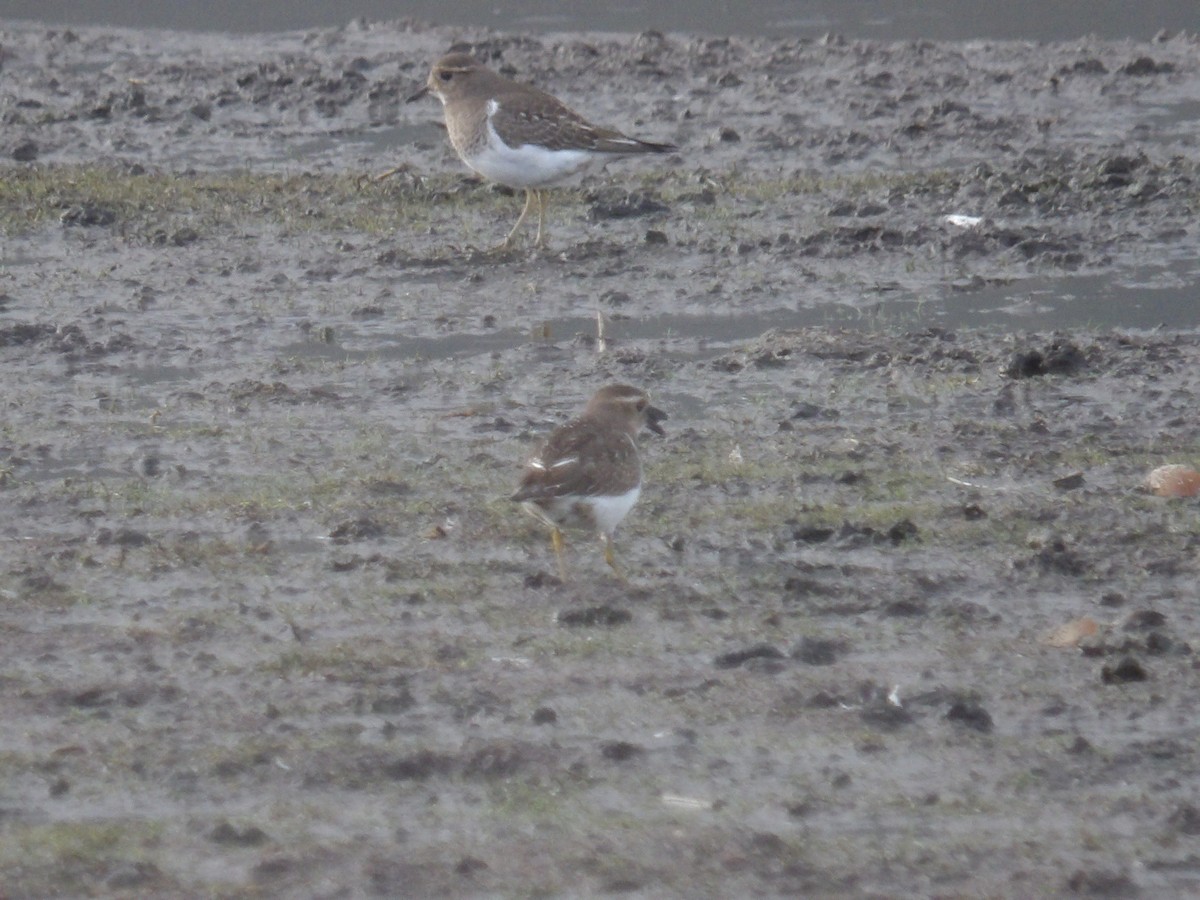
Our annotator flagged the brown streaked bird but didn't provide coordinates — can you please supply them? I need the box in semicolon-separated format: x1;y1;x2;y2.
512;384;667;580
407;52;676;249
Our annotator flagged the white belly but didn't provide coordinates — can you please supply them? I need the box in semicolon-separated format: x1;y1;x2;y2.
524;485;640;536
588;487;641;534
468;121;598;188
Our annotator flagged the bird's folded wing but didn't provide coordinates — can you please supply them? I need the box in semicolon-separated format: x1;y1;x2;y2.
512;427;637;500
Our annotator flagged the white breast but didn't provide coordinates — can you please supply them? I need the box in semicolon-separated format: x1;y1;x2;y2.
587;486;641;535
467;117;598;188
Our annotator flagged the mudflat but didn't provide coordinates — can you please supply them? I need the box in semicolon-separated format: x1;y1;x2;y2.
2;18;1199;897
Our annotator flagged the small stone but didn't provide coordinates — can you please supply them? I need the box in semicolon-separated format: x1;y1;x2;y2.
1005;350;1045;378
455;856;488;876
714;643;786;669
329;517;384;543
600;741;644;762
1066;736;1093;755
791;636;841;666
1053;472;1085;491
945;700;993;733
1101;656;1148;684
523;571;561;589
12;140;39;162
1123;610;1167;631
1168;803;1200;836
887;519;919;544
557;606;632;627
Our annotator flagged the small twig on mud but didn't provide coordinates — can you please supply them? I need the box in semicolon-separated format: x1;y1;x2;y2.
356;164;413;189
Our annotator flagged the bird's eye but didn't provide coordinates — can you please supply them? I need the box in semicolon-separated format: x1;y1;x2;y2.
438;71;453;82
636;399;647;411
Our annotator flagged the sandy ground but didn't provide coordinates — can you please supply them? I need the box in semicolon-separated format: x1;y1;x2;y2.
2;17;1200;898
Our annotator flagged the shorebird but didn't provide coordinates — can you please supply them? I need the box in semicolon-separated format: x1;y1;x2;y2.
408;52;676;249
512;384;667;579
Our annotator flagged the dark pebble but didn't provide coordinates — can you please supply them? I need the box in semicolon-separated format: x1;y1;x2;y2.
557;606;632;627
791;526;834;544
945;700;994;733
455;856;489;876
600;289;631;305
329;517;384;543
1123;610;1167;631
791;636;842;666
1066;736;1093;755
531;706;557;725
1005;350;1046;378
60;203;117;227
600;741;645;762
1101;656;1148;684
887;519;920;543
1167;803;1200;836
13;140;39;161
384;750;456;780
1145;631;1173;655
1120;56;1174;76
523;571;562;589
714;643;786;669
1053;472;1085;491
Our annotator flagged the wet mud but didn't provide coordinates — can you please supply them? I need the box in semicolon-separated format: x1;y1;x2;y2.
2;17;1200;898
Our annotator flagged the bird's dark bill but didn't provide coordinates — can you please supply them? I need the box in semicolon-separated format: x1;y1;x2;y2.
405;84;430;103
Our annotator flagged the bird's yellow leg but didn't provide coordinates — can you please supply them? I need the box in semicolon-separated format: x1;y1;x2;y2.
603;535;627;583
501;189;536;250
551;527;568;581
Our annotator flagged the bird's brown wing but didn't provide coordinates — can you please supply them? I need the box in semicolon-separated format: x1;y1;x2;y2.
490;87;676;154
511;420;640;502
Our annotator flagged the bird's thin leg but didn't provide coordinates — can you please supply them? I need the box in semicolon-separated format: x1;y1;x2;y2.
551;527;568;581
532;190;548;248
603;534;627;583
501;189;536;250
